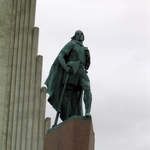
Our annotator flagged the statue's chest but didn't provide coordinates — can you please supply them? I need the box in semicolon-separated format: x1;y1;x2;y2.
70;45;85;61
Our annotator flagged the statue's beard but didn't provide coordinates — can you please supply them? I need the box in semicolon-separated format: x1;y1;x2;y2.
79;39;84;42
79;36;84;42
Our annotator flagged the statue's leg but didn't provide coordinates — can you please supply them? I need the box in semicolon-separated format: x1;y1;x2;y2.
80;73;92;115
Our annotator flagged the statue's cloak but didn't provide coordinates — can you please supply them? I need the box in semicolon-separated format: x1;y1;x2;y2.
45;42;83;121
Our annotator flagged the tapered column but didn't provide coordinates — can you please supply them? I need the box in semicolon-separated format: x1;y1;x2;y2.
38;87;47;150
26;27;39;150
11;0;26;150
6;0;19;149
0;0;47;150
45;118;51;135
19;0;36;149
31;55;43;150
15;0;31;149
3;0;16;149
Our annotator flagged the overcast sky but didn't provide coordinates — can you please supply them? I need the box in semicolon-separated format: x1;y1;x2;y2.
35;0;150;149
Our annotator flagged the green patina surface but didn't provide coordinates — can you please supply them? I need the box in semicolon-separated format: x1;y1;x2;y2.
45;30;92;126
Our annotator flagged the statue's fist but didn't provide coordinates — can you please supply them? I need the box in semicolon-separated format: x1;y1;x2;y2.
65;66;70;72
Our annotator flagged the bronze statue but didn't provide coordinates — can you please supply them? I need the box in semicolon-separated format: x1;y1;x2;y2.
45;30;92;126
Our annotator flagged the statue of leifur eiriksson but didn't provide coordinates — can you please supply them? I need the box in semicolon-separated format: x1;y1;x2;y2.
45;30;92;126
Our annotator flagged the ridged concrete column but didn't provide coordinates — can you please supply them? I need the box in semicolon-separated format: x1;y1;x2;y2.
31;55;43;150
6;0;21;149
19;0;35;149
26;27;39;150
45;118;51;135
0;0;47;150
14;0;28;150
0;0;13;150
11;0;28;149
38;87;47;150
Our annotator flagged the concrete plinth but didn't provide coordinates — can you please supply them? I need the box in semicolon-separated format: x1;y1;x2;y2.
44;116;95;150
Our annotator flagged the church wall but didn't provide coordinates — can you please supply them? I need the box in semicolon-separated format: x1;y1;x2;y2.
0;0;47;150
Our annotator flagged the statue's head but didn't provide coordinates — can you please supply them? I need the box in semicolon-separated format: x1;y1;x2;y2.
71;30;84;42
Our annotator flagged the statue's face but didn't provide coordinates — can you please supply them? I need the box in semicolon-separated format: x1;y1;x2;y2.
73;30;84;42
79;32;84;41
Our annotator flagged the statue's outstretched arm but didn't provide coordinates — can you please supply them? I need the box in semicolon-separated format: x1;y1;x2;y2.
58;42;73;72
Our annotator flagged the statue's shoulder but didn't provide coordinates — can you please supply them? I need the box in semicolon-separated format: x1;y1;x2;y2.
67;40;76;47
63;40;75;50
70;40;76;44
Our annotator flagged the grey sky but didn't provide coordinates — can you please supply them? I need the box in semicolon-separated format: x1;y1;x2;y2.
35;0;150;149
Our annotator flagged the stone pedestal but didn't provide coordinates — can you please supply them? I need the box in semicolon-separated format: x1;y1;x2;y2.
44;116;95;150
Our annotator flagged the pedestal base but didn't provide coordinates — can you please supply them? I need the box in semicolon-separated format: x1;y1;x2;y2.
44;116;95;150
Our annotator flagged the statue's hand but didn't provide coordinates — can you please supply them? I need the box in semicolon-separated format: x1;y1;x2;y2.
65;66;70;72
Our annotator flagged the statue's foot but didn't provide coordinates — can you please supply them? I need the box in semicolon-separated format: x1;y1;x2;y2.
85;112;91;117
